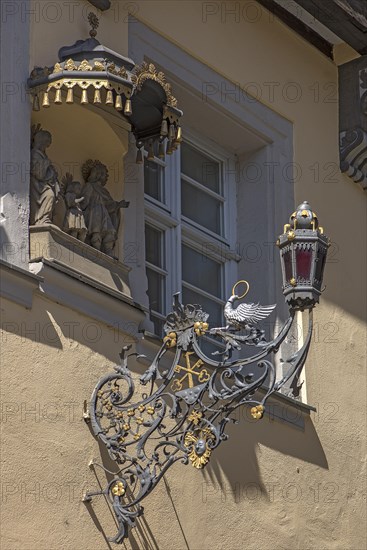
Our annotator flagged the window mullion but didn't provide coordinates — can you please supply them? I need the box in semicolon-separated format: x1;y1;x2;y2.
145;262;168;277
182;281;225;305
181;174;226;202
224;156;238;250
171;147;182;297
181;217;229;245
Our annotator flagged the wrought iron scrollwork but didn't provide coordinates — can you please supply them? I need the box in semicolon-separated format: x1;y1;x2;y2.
84;286;313;543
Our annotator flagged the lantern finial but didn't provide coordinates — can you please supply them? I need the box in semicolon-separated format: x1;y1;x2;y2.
289;201;319;231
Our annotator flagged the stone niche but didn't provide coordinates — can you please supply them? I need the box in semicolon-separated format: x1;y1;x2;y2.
29;101;132;297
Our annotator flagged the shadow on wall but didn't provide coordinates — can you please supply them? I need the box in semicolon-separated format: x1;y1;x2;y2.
82;404;327;549
1;299;63;350
305;177;367;324
204;413;328;502
84;423;161;550
1;295;142;365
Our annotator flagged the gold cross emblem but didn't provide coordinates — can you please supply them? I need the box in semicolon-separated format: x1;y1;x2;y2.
171;352;210;392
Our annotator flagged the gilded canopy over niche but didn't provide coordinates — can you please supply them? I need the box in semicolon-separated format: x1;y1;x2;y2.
131;62;178;108
27;13;183;160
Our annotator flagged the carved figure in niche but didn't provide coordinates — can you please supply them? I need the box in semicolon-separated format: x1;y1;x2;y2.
53;176;67;229
81;159;129;256
30;125;59;225
62;173;87;242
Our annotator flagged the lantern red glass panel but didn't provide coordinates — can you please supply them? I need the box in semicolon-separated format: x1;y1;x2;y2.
283;249;293;282
296;246;312;280
314;245;327;286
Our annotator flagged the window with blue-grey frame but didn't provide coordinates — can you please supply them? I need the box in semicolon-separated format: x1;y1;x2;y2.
144;132;238;353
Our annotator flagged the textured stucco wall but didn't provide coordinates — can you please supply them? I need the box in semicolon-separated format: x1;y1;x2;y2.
1;1;366;549
1;294;365;550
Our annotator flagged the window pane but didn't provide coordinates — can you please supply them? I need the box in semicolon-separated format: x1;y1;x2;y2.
182;245;221;297
146;267;164;314
145;224;163;268
181;180;222;235
150;315;165;337
181;142;220;193
144;160;164;202
182;286;223;328
199;337;223;357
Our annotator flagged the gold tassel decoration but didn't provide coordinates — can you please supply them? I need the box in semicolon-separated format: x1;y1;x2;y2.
160;119;168;136
136;148;143;164
93;89;102;104
166;140;173;155
115;94;123;111
32;94;40;111
169;123;176;140
124;98;132;116
106;90;114;105
54;89;62;104
175;125;182;144
81;89;88;104
147;141;154;160
158;140;165;159
66;88;74;103
42;91;50;108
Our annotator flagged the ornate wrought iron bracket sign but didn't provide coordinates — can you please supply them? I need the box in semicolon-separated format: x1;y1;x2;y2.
83;201;329;543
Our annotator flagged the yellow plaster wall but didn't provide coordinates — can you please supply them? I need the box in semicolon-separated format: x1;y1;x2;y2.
1;294;365;549
1;1;365;549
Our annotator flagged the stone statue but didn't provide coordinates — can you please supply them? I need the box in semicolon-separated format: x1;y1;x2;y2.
81;159;129;256
30;125;59;225
62;173;87;242
29;128;129;256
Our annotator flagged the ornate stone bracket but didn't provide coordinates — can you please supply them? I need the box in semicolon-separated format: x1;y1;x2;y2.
339;57;367;191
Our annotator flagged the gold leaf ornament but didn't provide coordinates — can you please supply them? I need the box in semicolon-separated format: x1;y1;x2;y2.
132;62;178;107
53;63;63;74
188;410;203;425
78;59;93;72
250;404;264;420
111;481;125;497
64;58;77;71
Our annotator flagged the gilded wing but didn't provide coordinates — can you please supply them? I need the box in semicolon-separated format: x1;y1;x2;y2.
227;302;276;325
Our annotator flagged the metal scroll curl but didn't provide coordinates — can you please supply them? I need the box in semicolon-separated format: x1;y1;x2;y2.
83;286;312;543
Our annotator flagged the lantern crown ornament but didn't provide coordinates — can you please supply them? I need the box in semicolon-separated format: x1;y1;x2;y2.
277;201;329;311
83;203;329;543
27;13;183;162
